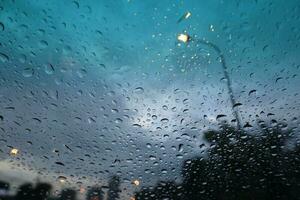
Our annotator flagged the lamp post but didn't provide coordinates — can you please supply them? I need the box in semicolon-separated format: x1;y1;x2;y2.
196;38;241;129
177;34;242;129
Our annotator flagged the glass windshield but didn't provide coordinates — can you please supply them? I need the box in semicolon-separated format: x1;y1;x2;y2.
0;0;299;200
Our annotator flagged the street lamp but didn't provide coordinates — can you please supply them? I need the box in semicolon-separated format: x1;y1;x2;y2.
177;34;242;129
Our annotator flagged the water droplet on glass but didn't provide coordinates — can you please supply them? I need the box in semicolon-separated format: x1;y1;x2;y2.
19;54;26;63
45;63;55;75
22;68;34;77
216;114;226;120
161;118;169;123
39;40;48;48
134;87;144;94
132;124;141;128
55;161;65;166
233;103;242;108
0;53;9;63
0;22;4;31
57;176;67;183
115;118;123;123
248;90;257;96
77;68;87;78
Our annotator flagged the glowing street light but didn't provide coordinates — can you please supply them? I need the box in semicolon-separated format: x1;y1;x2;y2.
132;179;140;186
177;33;190;43
10;148;19;156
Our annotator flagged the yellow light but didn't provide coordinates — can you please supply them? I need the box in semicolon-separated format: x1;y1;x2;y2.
132;179;140;186
177;34;189;43
10;148;19;156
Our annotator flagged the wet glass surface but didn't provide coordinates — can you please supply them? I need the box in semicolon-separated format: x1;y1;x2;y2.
0;0;300;199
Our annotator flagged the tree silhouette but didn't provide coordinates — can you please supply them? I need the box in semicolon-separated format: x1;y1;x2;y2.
107;176;121;200
34;183;52;200
15;183;34;200
135;121;300;200
0;181;11;200
86;186;104;200
0;181;9;195
13;182;53;200
59;189;77;200
135;181;183;200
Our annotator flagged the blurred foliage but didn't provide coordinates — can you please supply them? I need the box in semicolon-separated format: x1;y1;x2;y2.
135;122;300;200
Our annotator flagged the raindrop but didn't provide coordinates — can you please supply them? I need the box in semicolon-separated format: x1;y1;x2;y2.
22;68;34;77
64;144;73;152
45;63;55;75
132;124;141;128
0;22;4;31
57;176;67;183
149;155;156;160
248;90;257;96
183;109;189;113
243;122;253;128
233;103;242;108
39;40;48;48
275;77;283;83
99;63;106;69
19;54;26;63
262;45;269;51
176;154;183;159
32;117;41;123
77;68;87;78
115;118;123;123
161;118;169;123
0;53;9;63
178;144;183;152
134;87;144;94
63;46;72;55
183;99;189;104
88;117;96;124
72;1;80;8
216;114;226;120
55;161;65;166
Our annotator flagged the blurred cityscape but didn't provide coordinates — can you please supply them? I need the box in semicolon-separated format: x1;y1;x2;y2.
0;175;121;200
